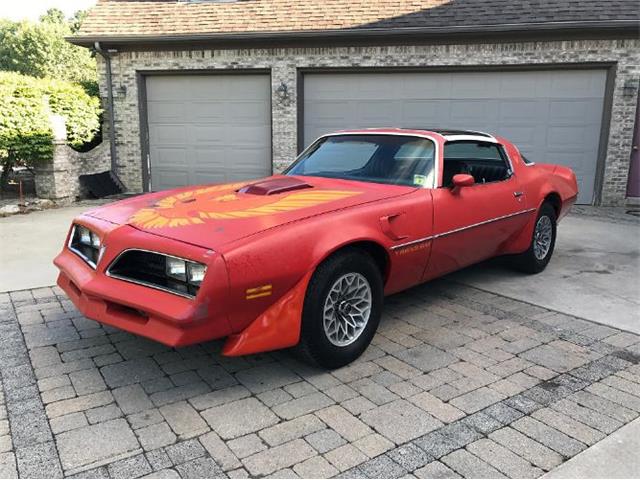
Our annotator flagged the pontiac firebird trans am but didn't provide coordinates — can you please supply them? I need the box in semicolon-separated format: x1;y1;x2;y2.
54;128;578;368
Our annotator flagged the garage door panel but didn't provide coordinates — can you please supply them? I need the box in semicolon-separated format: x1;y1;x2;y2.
498;74;540;98
152;170;190;190
146;74;271;191
357;101;400;125
190;102;226;122
304;70;606;204
153;147;187;166
222;127;271;145
304;77;352;100
227;101;270;124
548;99;604;125
150;125;187;145
147;77;189;101
193;149;225;167
188;78;229;100
225;147;271;166
450;74;503;98
191;126;228;144
402;75;450;97
550;71;606;97
449;100;498;122
499;100;541;121
402;100;447;126
305;101;352;122
547;125;600;152
225;76;270;98
147;102;187;123
191;171;228;184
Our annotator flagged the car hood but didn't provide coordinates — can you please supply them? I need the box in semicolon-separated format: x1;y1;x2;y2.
83;175;415;250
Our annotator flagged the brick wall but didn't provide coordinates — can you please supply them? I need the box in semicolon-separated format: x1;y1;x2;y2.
97;38;640;205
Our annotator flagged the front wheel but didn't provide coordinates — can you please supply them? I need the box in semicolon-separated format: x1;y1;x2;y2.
296;249;383;369
512;202;557;274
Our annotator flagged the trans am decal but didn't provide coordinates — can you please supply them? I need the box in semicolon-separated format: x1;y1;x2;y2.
130;183;361;228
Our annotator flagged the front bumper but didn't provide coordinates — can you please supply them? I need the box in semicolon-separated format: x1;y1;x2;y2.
54;216;232;347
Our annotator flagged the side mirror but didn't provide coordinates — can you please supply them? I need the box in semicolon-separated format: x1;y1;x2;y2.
452;173;475;189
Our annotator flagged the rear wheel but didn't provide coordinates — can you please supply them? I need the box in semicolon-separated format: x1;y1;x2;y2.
513;202;557;274
296;249;383;369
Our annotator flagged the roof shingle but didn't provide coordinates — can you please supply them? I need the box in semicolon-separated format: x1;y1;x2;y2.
75;0;640;40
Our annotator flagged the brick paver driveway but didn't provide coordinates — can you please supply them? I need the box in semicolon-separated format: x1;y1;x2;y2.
0;279;638;478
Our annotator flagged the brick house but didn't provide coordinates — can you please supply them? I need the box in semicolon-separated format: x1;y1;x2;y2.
69;0;640;205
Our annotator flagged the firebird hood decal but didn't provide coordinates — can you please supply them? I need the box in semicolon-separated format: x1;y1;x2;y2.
83;176;416;250
129;183;361;229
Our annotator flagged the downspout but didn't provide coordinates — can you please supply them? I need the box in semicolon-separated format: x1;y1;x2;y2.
93;42;123;188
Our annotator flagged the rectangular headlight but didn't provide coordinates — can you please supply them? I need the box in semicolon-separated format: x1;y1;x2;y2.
187;263;206;285
166;257;187;281
69;224;101;268
90;231;101;248
107;250;208;298
78;226;92;245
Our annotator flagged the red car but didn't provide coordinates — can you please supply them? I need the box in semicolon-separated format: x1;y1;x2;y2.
54;128;577;368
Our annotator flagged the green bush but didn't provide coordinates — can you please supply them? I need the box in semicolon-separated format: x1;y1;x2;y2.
0;72;102;179
44;77;101;149
0;73;54;175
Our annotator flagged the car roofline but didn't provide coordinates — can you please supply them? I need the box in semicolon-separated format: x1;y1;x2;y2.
328;128;498;144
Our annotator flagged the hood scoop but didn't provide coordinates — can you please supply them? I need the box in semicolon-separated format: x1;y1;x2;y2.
238;177;312;196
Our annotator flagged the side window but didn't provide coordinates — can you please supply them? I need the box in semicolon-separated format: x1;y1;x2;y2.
442;141;511;186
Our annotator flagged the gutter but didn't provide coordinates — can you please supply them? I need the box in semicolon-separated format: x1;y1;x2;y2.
68;20;640;47
90;42;125;194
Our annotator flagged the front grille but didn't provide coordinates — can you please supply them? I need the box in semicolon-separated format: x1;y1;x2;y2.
69;225;101;268
107;250;204;298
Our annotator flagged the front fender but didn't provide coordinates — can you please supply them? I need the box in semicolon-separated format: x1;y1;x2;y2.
218;203;415;356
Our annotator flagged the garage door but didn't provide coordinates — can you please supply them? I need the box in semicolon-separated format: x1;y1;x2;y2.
304;70;607;204
146;74;271;191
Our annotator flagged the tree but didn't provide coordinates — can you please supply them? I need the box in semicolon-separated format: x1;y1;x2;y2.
40;8;66;25
70;10;88;33
0;16;97;89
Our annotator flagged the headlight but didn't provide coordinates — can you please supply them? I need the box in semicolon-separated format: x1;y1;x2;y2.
187;263;206;285
69;224;101;268
90;231;101;248
107;250;208;298
166;257;187;281
78;226;92;245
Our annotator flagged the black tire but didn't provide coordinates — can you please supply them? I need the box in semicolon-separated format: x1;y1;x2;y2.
296;249;383;369
513;202;557;274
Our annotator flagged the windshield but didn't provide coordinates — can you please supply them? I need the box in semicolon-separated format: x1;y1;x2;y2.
286;134;436;187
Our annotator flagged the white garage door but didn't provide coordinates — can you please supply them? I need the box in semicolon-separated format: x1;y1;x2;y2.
146;74;271;191
304;70;607;204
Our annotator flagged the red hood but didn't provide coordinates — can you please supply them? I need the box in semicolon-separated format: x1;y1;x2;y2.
84;176;414;250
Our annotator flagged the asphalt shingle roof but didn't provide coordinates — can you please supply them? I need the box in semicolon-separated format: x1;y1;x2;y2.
75;0;640;40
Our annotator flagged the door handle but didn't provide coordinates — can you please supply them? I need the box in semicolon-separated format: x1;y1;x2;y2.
513;191;524;198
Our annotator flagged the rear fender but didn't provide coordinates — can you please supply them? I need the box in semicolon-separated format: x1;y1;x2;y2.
504;171;577;254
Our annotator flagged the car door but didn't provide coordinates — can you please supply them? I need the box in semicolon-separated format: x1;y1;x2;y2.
423;140;530;281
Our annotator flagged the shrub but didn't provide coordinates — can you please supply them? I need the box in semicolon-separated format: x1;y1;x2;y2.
43;77;101;149
0;72;102;184
0;73;54;178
